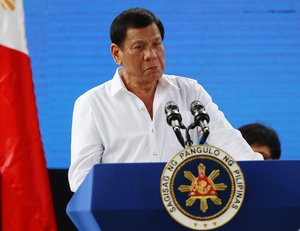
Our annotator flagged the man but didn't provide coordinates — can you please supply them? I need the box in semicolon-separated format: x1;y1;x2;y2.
238;123;281;160
69;8;262;192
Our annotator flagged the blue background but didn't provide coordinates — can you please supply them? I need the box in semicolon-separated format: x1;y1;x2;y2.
23;0;300;168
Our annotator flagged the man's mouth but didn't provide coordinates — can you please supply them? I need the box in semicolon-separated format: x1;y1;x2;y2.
145;66;159;71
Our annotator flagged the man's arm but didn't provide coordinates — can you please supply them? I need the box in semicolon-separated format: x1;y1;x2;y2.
194;82;263;160
68;95;104;192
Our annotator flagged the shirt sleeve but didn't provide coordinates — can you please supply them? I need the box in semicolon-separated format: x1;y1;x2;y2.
68;95;104;192
194;82;263;161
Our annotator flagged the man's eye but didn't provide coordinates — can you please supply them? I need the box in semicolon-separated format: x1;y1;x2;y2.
154;41;162;46
133;45;142;49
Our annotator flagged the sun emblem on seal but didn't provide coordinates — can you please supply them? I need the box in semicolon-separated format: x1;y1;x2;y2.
178;163;228;213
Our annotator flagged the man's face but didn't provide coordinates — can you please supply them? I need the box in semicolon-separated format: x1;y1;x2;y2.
250;143;272;160
112;23;165;84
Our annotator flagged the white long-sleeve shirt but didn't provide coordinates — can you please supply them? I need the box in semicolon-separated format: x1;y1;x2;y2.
69;68;262;192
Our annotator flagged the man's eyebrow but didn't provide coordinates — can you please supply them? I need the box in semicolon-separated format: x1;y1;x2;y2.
130;37;162;44
153;36;162;40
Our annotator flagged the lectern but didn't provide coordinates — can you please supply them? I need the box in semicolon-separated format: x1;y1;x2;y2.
67;161;300;231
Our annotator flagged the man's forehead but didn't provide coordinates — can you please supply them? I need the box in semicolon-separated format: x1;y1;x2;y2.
125;24;162;41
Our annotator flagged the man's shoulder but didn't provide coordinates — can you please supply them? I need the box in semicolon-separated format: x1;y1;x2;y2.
164;73;197;82
75;80;113;104
163;73;199;88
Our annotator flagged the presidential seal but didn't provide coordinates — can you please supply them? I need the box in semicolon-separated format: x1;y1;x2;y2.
160;145;245;230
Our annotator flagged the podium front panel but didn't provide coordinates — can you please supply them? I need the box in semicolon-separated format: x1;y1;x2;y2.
67;161;300;231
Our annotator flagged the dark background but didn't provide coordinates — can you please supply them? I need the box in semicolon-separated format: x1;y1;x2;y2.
48;169;76;230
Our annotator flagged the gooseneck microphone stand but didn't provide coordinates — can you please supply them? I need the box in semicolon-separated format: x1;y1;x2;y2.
165;100;210;148
185;123;210;147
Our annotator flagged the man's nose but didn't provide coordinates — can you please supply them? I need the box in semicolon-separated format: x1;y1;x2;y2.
144;47;157;60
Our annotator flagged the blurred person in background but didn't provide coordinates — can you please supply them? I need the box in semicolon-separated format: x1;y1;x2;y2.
238;123;281;160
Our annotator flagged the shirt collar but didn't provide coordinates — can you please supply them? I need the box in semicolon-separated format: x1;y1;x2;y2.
158;73;180;91
110;68;127;96
110;67;180;96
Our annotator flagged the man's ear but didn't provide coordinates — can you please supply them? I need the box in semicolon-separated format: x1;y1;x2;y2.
110;43;122;65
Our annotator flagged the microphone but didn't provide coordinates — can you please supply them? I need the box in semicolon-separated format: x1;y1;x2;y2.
165;101;185;148
190;101;210;144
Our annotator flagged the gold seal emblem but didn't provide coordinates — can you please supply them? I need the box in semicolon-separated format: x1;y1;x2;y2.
161;145;245;230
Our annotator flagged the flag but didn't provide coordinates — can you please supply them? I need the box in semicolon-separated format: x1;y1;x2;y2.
0;0;57;230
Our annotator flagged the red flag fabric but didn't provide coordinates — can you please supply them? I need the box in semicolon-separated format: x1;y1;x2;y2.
0;1;57;230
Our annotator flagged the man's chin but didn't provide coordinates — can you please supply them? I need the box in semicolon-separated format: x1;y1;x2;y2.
147;72;163;81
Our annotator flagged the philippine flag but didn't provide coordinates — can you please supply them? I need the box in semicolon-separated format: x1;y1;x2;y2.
0;1;57;230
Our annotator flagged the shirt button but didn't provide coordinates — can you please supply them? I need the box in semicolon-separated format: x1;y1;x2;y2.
152;128;155;133
153;151;158;156
140;107;145;111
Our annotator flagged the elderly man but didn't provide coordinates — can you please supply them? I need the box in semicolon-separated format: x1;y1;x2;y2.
69;8;262;192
